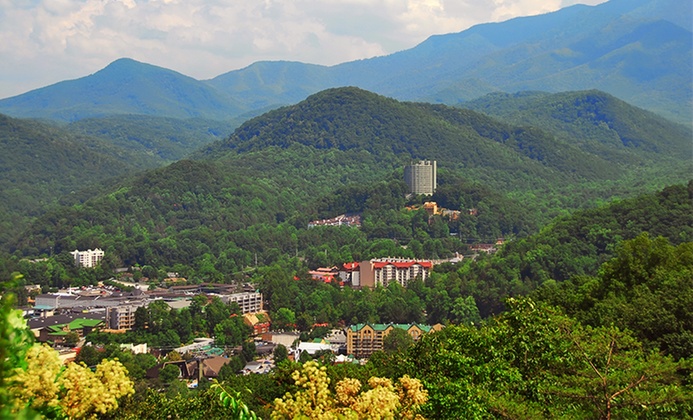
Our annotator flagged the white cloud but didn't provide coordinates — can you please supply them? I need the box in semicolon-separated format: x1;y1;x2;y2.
0;0;607;98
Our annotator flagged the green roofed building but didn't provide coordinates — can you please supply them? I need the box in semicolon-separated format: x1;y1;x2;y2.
345;322;443;358
39;318;104;344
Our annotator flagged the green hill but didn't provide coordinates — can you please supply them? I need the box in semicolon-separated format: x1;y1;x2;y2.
0;113;163;245
202;87;625;189
462;90;693;163
454;181;693;317
67;115;236;162
0;58;244;121
8;88;689;270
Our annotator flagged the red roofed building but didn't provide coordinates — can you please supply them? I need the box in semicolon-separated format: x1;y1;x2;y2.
339;262;361;285
357;258;433;289
309;267;339;283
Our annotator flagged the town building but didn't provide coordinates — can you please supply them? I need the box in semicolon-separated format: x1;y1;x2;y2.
308;214;362;228
309;267;339;283
404;160;437;195
38;318;104;344
222;292;264;314
345;323;443;358
339;262;360;285
34;290;146;310
70;248;104;268
243;312;271;336
106;303;147;330
356;258;433;288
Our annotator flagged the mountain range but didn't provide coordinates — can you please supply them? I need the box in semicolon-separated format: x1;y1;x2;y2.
0;0;689;124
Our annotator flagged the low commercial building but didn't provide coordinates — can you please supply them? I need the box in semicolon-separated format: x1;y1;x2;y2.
38;318;104;344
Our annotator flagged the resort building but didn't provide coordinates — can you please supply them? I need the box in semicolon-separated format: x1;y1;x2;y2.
345;323;443;358
356;258;433;288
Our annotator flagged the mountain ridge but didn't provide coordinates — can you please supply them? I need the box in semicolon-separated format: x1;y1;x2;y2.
0;0;689;124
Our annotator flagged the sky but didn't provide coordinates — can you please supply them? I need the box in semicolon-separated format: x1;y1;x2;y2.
0;0;607;99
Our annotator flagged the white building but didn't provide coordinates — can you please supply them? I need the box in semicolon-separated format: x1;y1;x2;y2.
70;248;104;268
222;292;264;314
404;160;437;195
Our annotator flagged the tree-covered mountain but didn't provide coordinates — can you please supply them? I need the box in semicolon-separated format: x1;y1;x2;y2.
66;115;235;162
0;113;169;245
0;0;689;124
202;87;690;195
0;59;244;121
451;181;693;318
462;90;693;163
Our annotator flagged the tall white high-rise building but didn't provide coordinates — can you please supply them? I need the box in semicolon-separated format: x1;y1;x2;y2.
70;248;104;268
404;160;436;195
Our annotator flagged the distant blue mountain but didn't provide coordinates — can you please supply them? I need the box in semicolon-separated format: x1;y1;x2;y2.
0;0;689;123
0;59;244;121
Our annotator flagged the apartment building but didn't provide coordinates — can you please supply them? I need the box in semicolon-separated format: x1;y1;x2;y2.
404;160;437;195
356;258;433;288
222;292;264;314
70;248;104;268
106;303;147;330
345;323;442;358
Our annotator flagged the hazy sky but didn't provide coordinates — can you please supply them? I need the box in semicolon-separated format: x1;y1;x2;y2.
0;0;607;99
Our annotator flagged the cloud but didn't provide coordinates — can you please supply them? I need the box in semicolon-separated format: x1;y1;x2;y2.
0;0;606;98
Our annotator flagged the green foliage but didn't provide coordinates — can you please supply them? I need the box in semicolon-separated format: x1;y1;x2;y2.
6;89;689;288
534;233;693;359
68;115;232;162
159;364;181;384
448;182;693;317
0;113;162;245
0;273;36;417
273;345;289;365
212;382;259;420
401;298;692;419
382;327;414;354
464;90;693;161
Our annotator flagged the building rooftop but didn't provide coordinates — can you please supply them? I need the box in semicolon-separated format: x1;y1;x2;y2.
346;322;437;333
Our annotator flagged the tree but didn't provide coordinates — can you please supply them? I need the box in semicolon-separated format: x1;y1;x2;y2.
214;317;248;347
403;298;692;419
242;341;256;362
8;344;134;419
134;305;149;331
451;296;482;326
272;308;296;332
271;361;427;419
274;344;289;365
75;345;102;367
159;364;181;384
64;331;80;347
206;297;231;335
383;327;414;354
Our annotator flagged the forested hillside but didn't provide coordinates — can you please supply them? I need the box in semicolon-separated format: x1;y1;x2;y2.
449;182;693;317
0;114;166;245
2;88;691;419
463;90;693;163
67;115;235;162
